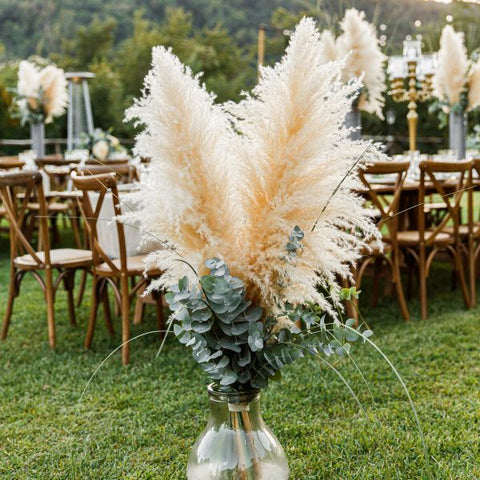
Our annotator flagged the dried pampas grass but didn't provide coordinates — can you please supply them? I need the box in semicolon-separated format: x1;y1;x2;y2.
319;30;338;64
126;18;381;316
16;60;68;121
125;46;243;289
433;25;469;106
336;8;387;118
467;59;480;111
17;60;41;110
40;65;68;122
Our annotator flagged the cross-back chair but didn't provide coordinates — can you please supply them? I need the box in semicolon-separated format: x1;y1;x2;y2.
397;160;471;319
467;159;480;307
71;172;163;364
356;160;410;321
77;163;138;184
0;171;92;347
0;156;24;170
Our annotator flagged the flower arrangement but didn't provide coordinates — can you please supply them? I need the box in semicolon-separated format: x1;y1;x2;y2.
432;25;480;114
124;17;381;393
320;9;387;118
79;128;123;161
13;60;68;125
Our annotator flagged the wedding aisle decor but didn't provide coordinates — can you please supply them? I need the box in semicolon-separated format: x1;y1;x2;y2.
13;60;68;157
432;25;480;159
125;17;381;479
320;8;387;136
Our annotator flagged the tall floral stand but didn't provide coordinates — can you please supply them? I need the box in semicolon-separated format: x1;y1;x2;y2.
449;110;466;160
30;122;45;158
345;107;361;140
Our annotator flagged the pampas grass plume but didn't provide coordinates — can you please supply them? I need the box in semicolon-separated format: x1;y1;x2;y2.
433;25;469;106
467;59;480;111
336;8;387;118
126;18;382;316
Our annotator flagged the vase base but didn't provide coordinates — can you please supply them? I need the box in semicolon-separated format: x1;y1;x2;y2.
187;462;289;479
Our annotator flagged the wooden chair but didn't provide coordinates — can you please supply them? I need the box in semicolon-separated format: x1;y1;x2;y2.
0;156;24;170
467;159;480;307
356;161;410;321
77;164;138;184
71;172;164;364
25;160;82;248
85;157;129;166
0;171;92;348
397;160;471;319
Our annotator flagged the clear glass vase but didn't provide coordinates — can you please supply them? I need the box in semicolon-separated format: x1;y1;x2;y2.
187;384;289;480
30;121;45;158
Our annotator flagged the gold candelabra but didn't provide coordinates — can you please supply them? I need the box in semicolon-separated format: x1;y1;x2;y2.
388;39;435;152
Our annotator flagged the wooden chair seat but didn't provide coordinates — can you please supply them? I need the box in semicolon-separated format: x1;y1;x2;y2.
27;201;70;213
424;202;448;212
442;224;470;238
96;254;160;277
397;230;453;246
14;248;92;269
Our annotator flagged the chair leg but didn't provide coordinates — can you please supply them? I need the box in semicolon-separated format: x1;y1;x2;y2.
392;249;410;321
455;246;470;309
133;293;145;325
76;270;88;307
44;267;56;348
85;276;101;349
419;247;428;320
371;257;383;308
1;268;18;340
405;252;414;301
64;270;77;327
394;269;410;321
121;276;130;365
100;282;114;337
469;238;476;308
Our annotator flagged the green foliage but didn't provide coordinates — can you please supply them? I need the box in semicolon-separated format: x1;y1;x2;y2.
59;16;118;69
167;256;370;391
0;0;480;146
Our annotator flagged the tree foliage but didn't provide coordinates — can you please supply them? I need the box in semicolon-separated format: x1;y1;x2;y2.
0;0;479;147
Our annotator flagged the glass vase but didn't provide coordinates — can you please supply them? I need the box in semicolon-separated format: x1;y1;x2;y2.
187;384;289;480
449;110;466;160
30;121;45;158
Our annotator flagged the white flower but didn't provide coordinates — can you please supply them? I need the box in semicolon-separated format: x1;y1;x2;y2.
92;140;109;161
108;135;120;147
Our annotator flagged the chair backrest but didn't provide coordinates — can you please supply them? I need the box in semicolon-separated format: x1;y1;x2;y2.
418;160;471;245
468;159;480;233
76;164;136;184
358;161;410;241
85;157;129;166
0;156;24;170
0;170;50;266
71;172;127;273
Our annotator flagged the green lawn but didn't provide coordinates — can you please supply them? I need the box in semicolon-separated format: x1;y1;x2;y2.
0;231;479;479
